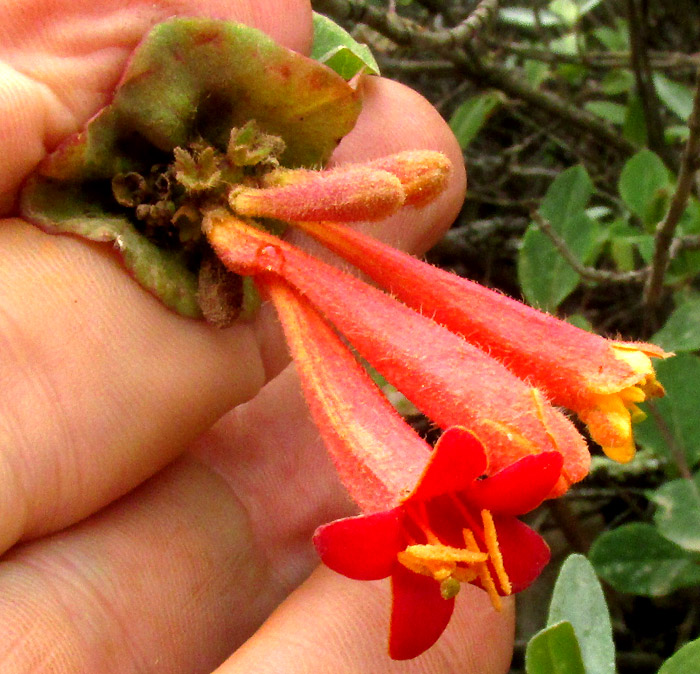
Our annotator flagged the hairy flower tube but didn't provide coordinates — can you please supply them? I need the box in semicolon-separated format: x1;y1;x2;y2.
206;212;590;495
261;277;561;659
276;218;670;462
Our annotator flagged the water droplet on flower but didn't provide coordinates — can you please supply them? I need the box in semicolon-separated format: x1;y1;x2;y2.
256;244;284;273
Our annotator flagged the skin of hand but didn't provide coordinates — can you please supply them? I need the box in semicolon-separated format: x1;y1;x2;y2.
0;1;515;672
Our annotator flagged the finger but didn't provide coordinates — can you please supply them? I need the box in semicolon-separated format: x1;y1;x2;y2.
216;567;515;673
0;0;313;212
0;456;275;673
0;381;512;674
0;217;264;552
191;366;357;590
0;368;349;672
0;0;313;551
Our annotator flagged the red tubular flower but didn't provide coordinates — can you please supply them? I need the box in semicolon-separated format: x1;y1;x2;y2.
205;212;590;495
261;275;560;659
282;218;671;463
314;429;560;659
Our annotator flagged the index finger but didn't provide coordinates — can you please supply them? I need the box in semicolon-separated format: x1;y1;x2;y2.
0;0;314;213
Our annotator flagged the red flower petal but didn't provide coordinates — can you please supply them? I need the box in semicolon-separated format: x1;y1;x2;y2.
389;564;455;660
467;452;564;515
408;427;487;503
493;516;550;593
313;509;404;581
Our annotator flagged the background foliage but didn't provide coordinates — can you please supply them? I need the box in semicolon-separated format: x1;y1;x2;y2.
313;1;700;672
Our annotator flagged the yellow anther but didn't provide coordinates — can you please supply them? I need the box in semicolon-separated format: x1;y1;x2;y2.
401;544;488;565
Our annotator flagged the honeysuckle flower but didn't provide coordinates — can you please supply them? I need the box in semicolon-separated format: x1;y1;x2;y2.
262;276;560;659
205;212;591;495
277;218;671;463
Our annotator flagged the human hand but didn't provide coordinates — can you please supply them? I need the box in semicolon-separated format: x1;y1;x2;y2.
0;1;513;671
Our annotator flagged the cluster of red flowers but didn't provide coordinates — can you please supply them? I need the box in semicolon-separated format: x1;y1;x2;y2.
204;150;669;659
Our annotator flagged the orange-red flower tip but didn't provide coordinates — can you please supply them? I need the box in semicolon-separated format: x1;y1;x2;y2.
230;165;405;222
364;150;453;207
579;341;671;462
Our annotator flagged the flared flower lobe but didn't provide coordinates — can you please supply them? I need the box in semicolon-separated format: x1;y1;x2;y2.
314;427;561;659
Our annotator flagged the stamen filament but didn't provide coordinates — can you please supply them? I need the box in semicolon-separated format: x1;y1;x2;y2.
463;528;501;611
481;510;512;595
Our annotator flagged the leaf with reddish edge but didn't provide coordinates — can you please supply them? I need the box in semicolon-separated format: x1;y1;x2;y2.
467;452;564;516
494;516;551;593
408;427;488;503
313;509;404;581
389;564;455;660
20;17;361;318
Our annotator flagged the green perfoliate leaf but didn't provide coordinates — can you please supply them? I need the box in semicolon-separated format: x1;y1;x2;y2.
20;18;362;318
589;523;700;596
518;165;600;311
658;637;700;674
311;12;379;79
547;555;615;674
652;473;700;553
525;621;586;674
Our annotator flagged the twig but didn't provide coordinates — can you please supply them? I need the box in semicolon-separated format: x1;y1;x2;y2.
315;0;496;50
547;499;590;553
643;68;700;308
483;40;700;72
626;0;674;170
314;0;636;154
530;211;647;284
645;401;693;480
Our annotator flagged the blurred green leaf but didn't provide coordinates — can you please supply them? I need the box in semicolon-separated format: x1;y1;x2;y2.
549;0;579;26
593;19;629;50
635;353;700;467
579;0;604;14
311;13;380;79
525;59;552;88
525;622;586;674
499;7;562;27
618;149;672;228
600;69;635;96
658;637;700;674
623;95;648;146
518;165;599;311
449;92;502;150
585;100;627;124
547;555;615;674
589;522;700;596
652;294;700;352
653;73;695;121
666;124;691;144
566;314;593;331
652;473;700;553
